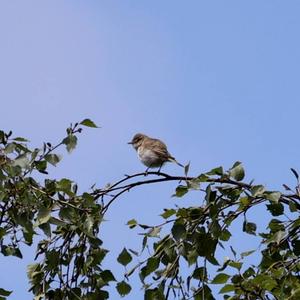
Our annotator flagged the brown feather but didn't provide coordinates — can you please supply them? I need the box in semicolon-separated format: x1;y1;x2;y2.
142;138;170;161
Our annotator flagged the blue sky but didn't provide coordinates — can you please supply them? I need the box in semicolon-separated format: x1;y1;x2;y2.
1;1;300;298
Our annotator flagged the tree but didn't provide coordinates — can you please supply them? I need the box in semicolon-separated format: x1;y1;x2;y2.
0;121;300;300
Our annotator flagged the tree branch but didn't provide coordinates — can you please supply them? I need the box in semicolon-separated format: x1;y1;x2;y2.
94;171;299;213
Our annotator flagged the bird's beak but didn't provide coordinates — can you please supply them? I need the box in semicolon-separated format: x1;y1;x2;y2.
127;141;133;144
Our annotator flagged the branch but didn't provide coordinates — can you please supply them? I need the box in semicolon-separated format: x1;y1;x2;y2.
94;170;300;215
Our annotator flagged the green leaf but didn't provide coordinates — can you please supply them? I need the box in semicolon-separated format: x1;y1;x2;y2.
142;236;147;252
272;230;286;244
4;143;16;154
187;249;198;266
189;208;204;219
192;267;207;280
62;135;78;153
207;255;220;266
91;248;108;265
86;290;109;299
36;207;51;226
80;118;99;128
219;284;235;293
265;191;281;203
211;273;230;284
268;219;284;233
147;226;161;238
262;278;277;291
147;257;160;273
141;257;160;279
1;245;23;258
12;137;29;142
45;154;61;166
100;270;116;282
39;222;51;237
0;289;12;297
144;288;165;300
206;166;223;176
35;160;47;173
56;178;73;195
59;207;76;222
139;224;152;229
205;185;217;203
251;185;265;197
239;196;251;207
15;143;31;154
267;203;284;216
45;250;60;269
243;221;257;235
171;223;186;241
116;281;131;297
229;161;245;181
0;227;6;239
197;174;209;182
173;185;188;197
27;263;40;280
83;215;94;236
220;229;231;241
240;250;255;258
126;219;137;229
289;201;298;212
184;161;190;176
160;209;176;219
13;155;30;168
117;248;132;266
232;274;244;285
49;217;67;227
243;267;255;278
187;178;200;190
228;260;242;270
252;275;277;291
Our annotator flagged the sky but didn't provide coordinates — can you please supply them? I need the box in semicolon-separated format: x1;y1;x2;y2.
1;1;300;299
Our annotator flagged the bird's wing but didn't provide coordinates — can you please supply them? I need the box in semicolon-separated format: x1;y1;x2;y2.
145;138;170;160
151;139;184;167
144;138;184;167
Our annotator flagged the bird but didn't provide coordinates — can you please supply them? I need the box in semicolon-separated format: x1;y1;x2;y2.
128;133;183;172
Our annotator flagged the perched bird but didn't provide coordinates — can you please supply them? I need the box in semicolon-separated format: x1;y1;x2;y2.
128;133;183;172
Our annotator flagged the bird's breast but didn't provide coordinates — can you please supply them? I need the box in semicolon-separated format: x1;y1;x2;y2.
137;148;163;167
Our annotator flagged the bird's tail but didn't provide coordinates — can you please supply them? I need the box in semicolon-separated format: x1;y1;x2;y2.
168;156;184;168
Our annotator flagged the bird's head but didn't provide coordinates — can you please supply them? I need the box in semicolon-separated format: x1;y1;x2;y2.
128;133;147;150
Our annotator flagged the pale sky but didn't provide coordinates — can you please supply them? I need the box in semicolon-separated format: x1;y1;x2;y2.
1;1;300;299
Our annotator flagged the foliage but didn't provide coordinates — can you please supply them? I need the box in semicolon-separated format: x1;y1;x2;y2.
0;122;300;299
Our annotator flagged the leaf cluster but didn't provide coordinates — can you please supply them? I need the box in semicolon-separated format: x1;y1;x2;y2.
1;124;300;300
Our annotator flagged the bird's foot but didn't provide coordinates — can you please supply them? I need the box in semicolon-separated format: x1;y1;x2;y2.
144;168;150;176
157;164;163;174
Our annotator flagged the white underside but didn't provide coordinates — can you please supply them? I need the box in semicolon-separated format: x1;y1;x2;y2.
137;148;164;168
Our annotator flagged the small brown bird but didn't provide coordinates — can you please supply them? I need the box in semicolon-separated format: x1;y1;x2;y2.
128;133;183;172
